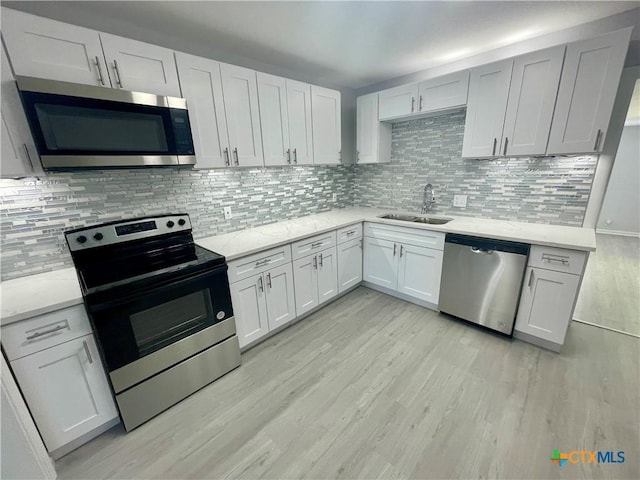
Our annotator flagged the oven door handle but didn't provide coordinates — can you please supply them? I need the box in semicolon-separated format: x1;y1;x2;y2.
86;265;228;312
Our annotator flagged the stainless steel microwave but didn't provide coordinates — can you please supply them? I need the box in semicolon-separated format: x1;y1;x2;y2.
16;76;196;170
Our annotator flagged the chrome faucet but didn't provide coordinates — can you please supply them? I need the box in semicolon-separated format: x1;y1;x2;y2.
421;183;435;213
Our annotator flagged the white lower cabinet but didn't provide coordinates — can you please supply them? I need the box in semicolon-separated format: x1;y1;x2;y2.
293;247;338;316
397;243;443;304
363;237;398;289
230;263;296;348
337;238;363;293
9;333;117;453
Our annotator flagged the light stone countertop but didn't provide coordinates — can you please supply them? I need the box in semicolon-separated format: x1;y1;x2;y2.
1;207;596;326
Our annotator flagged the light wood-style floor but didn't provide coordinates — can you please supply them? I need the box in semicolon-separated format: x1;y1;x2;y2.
57;288;640;480
574;233;640;336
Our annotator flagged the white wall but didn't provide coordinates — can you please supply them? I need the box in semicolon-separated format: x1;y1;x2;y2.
597;125;640;235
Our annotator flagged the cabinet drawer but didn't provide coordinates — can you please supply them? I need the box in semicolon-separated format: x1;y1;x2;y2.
364;222;445;250
528;245;586;275
291;231;337;260
227;245;292;284
337;223;362;244
1;305;92;361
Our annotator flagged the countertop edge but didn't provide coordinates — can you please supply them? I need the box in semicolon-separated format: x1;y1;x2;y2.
1;297;84;326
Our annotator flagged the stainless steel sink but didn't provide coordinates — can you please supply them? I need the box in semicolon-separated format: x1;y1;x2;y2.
379;213;453;225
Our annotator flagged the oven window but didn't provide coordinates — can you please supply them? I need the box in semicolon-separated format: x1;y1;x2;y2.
130;289;212;356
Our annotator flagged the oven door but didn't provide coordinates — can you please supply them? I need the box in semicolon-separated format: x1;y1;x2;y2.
87;266;234;392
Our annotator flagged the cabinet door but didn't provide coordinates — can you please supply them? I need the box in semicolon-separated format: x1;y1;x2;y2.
230;274;269;348
357;92;392;164
502;46;565;156
363;237;398;290
317;247;338;305
311;86;341;164
1;45;41;178
265;263;297;330
286;80;314;165
293;255;319;315
257;73;290;166
337;238;363;293
397;244;443;304
99;33;181;97
461;59;513;158
417;70;469;113
515;267;581;345
10;334;118;452
378;83;419;120
220;64;264;167
175;53;230;169
1;8;108;87
547;28;632;155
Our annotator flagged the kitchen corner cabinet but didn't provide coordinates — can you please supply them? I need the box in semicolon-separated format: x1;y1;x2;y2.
257;73;314;166
293;247;338;315
1;44;41;178
220;64;264;167
311;86;341;164
2;8;181;97
2;305;118;455
230;263;296;348
356;93;391;164
547;28;632;155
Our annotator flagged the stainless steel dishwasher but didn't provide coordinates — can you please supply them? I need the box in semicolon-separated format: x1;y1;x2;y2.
439;234;529;335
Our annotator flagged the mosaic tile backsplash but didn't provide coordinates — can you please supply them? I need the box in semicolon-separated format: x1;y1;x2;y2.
0;166;354;280
1;110;597;280
353;111;597;225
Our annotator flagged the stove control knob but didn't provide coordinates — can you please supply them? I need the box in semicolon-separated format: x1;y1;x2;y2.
166;221;175;228
76;235;87;244
178;219;186;226
93;232;104;241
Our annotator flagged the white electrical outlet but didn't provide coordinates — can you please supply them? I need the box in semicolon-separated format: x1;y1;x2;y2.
332;193;338;202
223;206;232;219
453;195;467;208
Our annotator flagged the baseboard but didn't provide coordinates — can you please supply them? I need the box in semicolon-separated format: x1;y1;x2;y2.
573;317;640;338
51;417;120;460
595;228;640;238
512;330;562;353
361;281;439;311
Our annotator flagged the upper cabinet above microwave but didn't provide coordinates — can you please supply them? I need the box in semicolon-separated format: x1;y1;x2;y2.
2;8;181;97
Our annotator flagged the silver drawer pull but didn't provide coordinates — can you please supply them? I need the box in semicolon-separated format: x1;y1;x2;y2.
26;321;69;341
83;340;93;364
311;241;323;248
346;230;356;236
255;259;271;267
541;254;569;265
528;269;535;288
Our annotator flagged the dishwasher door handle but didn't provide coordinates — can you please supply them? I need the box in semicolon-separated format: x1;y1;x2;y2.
471;247;494;254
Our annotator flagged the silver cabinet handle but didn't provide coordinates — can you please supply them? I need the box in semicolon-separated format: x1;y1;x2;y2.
82;340;93;364
286;148;291;164
503;137;508;156
528;269;534;288
541;254;569;265
411;97;415;113
399;245;403;257
255;258;270;267
94;56;105;85
594;129;602;151
293;148;298;164
356;150;360;163
258;276;264;292
359;239;363;249
393;243;397;256
419;95;423;111
492;138;497;156
311;241;323;248
224;147;230;166
346;230;356;236
313;255;318;269
112;60;123;88
26;322;69;340
233;147;239;166
319;253;323;267
266;272;272;289
338;150;342;162
22;144;37;172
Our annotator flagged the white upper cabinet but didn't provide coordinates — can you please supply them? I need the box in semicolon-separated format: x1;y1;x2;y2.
1;44;41;178
356;93;391;164
175;53;230;169
257;73;290;166
311;86;341;164
417;70;469;113
286;80;314;165
501;45;566;156
547;28;632;155
1;8;107;87
220;64;264;167
378;83;419;120
99;33;181;97
461;59;514;158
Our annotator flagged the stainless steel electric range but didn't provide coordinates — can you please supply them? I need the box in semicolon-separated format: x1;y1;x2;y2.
65;214;241;431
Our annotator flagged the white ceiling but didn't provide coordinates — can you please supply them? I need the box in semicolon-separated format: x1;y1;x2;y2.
3;1;639;89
